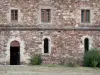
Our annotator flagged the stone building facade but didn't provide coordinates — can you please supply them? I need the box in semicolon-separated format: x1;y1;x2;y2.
0;0;100;65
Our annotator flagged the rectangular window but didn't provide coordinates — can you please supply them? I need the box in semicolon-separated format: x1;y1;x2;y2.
41;9;51;23
81;9;90;23
11;9;18;21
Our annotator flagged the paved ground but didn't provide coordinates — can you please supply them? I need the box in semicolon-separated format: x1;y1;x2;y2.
0;65;100;75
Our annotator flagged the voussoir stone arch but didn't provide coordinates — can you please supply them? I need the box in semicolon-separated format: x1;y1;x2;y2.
81;35;93;52
6;37;25;65
42;36;51;55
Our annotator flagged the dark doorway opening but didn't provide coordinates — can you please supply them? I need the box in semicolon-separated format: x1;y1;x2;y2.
10;41;20;65
84;38;89;52
10;47;20;65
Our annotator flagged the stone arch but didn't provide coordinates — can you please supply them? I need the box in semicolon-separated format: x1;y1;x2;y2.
10;40;20;65
10;40;20;47
81;35;93;52
42;36;51;55
6;37;25;65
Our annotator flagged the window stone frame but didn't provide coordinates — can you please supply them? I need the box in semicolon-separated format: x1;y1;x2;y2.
80;6;94;25
7;7;22;24
81;35;93;52
38;5;54;25
42;36;51;55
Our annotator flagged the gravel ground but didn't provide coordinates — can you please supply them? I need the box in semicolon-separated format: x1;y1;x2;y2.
0;65;100;75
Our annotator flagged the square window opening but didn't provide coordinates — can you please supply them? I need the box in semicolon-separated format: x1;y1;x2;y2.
81;9;90;23
11;9;18;22
41;9;51;23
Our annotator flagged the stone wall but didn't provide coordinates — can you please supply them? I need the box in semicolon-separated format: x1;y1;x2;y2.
0;0;100;26
0;30;99;65
0;0;100;65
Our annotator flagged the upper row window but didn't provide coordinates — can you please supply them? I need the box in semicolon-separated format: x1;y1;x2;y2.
11;9;18;22
41;9;51;23
81;9;90;23
10;9;51;23
10;9;90;24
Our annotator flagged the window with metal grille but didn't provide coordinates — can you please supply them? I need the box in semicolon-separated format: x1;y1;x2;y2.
11;9;18;21
41;9;51;23
81;9;90;23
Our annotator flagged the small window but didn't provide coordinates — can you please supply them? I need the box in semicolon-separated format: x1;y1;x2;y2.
81;9;90;23
44;38;49;53
84;38;89;52
41;9;51;23
11;9;18;21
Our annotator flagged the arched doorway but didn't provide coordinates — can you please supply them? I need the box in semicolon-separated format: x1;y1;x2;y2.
10;40;20;65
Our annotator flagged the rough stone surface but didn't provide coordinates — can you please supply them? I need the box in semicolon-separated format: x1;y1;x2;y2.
0;0;100;65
